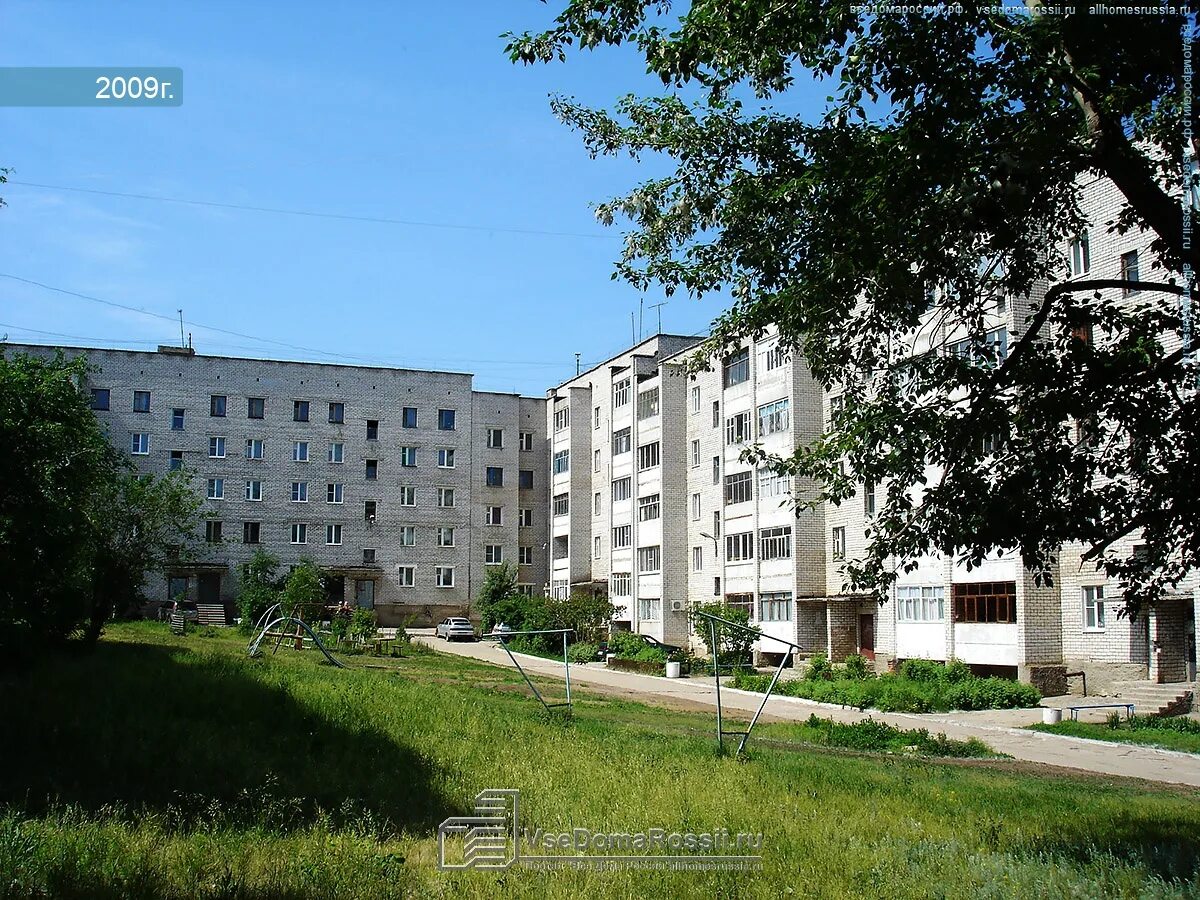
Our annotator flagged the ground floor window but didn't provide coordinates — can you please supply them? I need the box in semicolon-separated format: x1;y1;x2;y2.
1083;585;1105;630
952;581;1016;624
725;593;753;618
758;592;793;622
896;585;945;622
638;597;661;620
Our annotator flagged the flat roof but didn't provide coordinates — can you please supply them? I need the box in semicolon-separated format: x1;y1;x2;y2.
551;333;704;392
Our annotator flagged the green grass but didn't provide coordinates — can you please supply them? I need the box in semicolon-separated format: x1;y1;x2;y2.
1;622;1198;898
1031;715;1200;755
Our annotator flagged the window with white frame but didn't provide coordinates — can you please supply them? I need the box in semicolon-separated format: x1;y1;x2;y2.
610;573;631;596
638;493;661;521
289;440;309;463
637;545;661;572
208;436;225;458
552;580;570;599
724;471;752;505
757;468;790;500
397;566;415;587
691;385;700;412
690;439;700;467
519;507;533;527
612;427;631;455
1120;250;1140;294
725;412;752;445
486;544;503;564
207;478;224;500
612;524;631;548
757;398;790;436
131;433;150;455
832;526;846;561
723;347;750;387
594;492;601;515
328;442;344;464
594;448;601;472
759;526;792;561
519;546;533;565
486;505;503;525
438;448;455;468
290;523;307;544
291;481;308;503
553;493;570;517
637;387;660;420
436;567;455;588
245;480;262;501
691;492;701;520
726;531;754;561
896;585;946;622
398;485;416;506
553;406;570;432
692;546;703;571
519;431;534;451
398;526;415;546
613;378;630;407
327;483;344;504
863;482;876;517
1083;585;1106;630
594;406;600;429
761;343;788;371
594;535;601;558
487;427;504;449
552;449;570;474
638;597;662;620
759;592;793;621
612;477;631;502
1069;232;1091;276
245;438;264;460
326;524;342;545
436;486;455;508
400;446;417;467
437;526;455;547
712;456;721;485
637;442;660;471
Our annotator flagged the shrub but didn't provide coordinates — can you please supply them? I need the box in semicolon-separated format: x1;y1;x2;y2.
841;654;871;680
806;653;833;681
568;641;600;664
607;631;668;663
237;549;282;632
348;608;376;644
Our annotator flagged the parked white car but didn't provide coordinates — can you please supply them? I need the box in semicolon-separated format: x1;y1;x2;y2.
436;617;476;641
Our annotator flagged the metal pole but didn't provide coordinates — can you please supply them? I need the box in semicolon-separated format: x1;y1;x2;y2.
738;652;789;756
563;631;572;706
499;638;551;713
711;617;722;753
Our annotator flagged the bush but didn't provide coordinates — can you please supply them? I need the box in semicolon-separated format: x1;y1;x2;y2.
607;631;668;663
841;654;871;680
237;549;282;632
568;641;600;664
805;653;833;681
348;608;376;644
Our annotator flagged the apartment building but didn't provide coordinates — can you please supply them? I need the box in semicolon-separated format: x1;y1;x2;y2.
8;344;548;626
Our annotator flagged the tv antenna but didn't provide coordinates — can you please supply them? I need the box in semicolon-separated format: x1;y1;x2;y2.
649;301;668;334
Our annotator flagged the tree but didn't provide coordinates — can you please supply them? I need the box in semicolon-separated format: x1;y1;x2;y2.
280;559;325;622
475;562;528;632
691;601;757;667
237;548;282;630
507;5;1197;613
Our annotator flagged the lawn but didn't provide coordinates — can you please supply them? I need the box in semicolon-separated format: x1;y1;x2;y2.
1031;716;1200;755
0;622;1197;899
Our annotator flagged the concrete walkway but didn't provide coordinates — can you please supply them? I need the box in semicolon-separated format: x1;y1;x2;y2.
412;632;1200;788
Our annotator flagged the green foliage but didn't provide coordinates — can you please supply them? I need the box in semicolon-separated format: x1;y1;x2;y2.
736;659;1041;713
797;714;994;759
1033;715;1200;755
236;549;281;632
841;654;871;681
690;601;756;668
550;591;616;644
348;608;377;644
474;562;520;633
280;560;324;622
0;351;203;656
567;641;600;664
607;630;667;663
507;3;1196;615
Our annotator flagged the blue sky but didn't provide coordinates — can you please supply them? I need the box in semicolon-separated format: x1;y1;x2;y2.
0;2;817;394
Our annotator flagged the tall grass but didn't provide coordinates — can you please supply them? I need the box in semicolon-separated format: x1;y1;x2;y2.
0;622;1197;898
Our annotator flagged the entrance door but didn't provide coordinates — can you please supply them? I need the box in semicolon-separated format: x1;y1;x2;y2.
859;614;875;661
354;578;375;609
198;573;220;604
168;576;188;602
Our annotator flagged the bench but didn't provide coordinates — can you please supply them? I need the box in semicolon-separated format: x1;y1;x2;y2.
1066;702;1134;721
169;612;187;635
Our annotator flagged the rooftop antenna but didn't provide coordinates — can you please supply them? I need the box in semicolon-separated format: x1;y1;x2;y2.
575;352;581;376
649;301;668;335
631;311;636;345
177;309;185;348
639;298;644;341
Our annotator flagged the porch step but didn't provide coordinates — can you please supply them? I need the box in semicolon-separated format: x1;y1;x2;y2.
1110;681;1194;717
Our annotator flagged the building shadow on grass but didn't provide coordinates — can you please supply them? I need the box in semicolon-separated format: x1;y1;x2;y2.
0;639;461;836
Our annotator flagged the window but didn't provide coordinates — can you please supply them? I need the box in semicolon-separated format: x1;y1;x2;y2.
133;390;151;413
437;527;455;547
327;483;344;504
638;494;661;521
594;492;602;515
637;545;661;572
171;408;185;431
519;507;533;527
762;344;788;371
692;546;703;571
169;450;184;471
245;480;262;501
520;431;534;451
553;493;570;517
205;520;223;543
553;406;570;432
612;477;631;501
438;409;456;431
402;407;418;429
723;347;750;387
519;469;534;489
712;456;721;485
398;486;416;506
210;395;226;417
397;566;415;587
400;447;417;467
636;442;660;471
637;387;660;420
365;460;378;480
612;427;631;455
1070;232;1091;276
366;420;378;440
757;398;790;437
897;586;946;622
438;448;456;468
863;482;876;517
553;450;570;474
326;524;342;545
1120;250;1140;294
328;442;344;463
750;592;789;622
691;385;700;413
293;441;309;462
726;532;754;561
398;526;416;546
365;500;378;521
758;468;789;500
613;378;630;407
486;466;504;487
712;401;720;428
519;546;534;565
726;593;753;618
248;397;264;419
594;449;601;472
293;400;310;422
691;493;701;520
725;412;751;445
594;406;601;429
291;523;307;544
611;573;631;597
759;526;792;560
613;525;632;549
243;521;260;544
714;577;721;596
328;402;345;424
713;511;721;539
1083;585;1106;630
593;536;602;558
207;478;224;500
690;440;700;468
832;527;846;561
949;328;1008;367
241;438;264;461
131;433;150;455
90;388;110;411
291;481;308;502
638;597;662;621
486;505;503;525
436;567;455;588
437;486;455;508
487;427;504;449
486;545;504;564
952;581;1017;624
724;471;752;505
363;548;376;564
